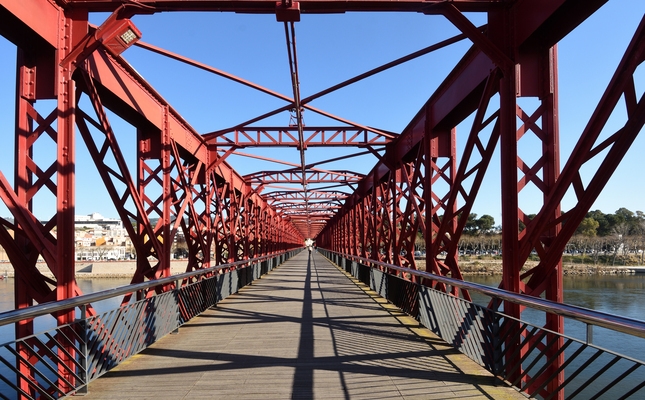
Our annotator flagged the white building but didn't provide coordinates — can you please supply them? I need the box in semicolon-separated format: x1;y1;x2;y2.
75;212;123;229
75;213;130;261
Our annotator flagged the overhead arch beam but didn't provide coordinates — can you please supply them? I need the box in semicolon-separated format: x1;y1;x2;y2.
64;0;505;14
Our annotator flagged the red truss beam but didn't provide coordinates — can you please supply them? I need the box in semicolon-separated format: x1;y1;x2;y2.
64;0;505;13
209;127;391;148
81;46;277;210
392;153;426;273
0;8;300;397
321;0;610;275
0;7;92;395
245;170;363;185
324;0;606;210
272;200;343;208
279;204;340;213
426;71;500;298
264;190;349;202
168;143;212;274
83;49;208;162
133;39;396;142
518;16;645;306
319;2;618;398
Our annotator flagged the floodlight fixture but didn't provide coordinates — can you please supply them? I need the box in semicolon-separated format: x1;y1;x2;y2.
61;18;142;67
100;19;142;56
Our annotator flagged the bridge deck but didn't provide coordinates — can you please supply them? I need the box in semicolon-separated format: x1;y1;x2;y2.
84;251;524;399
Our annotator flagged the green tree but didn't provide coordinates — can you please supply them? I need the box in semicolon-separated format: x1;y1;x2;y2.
578;217;599;236
464;213;479;234
477;215;495;234
587;210;612;236
615;207;634;222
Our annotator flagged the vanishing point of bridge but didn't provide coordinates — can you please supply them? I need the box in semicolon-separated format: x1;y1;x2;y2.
0;0;645;399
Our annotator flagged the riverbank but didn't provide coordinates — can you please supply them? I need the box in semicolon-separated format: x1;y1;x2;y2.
442;259;643;275
0;260;190;279
0;258;640;279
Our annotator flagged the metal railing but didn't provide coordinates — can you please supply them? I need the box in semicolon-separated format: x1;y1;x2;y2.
321;249;645;400
0;250;300;399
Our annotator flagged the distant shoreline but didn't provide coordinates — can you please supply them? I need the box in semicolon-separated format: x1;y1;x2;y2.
0;259;641;279
0;260;189;279
453;260;644;276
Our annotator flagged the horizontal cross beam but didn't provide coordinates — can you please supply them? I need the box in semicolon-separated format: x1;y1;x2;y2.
209;127;392;148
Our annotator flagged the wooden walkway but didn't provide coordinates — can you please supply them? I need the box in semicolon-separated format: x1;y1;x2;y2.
84;251;525;399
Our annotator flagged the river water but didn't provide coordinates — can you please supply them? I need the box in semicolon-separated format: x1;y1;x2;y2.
465;274;645;398
0;278;133;344
466;274;645;365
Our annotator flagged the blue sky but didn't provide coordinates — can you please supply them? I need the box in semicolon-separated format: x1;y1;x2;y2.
0;1;643;226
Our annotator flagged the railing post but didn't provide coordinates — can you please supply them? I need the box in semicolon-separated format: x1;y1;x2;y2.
172;279;181;334
77;304;88;395
586;324;593;344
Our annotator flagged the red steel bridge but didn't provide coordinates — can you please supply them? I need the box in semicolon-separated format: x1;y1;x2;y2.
0;0;644;399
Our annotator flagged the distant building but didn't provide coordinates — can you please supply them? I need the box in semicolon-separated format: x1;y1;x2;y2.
75;212;123;229
75;213;129;261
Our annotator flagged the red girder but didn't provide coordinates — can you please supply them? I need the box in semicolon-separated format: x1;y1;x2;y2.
317;2;627;397
264;190;349;201
279;204;340;212
0;0;61;48
0;0;304;337
520;19;645;289
246;170;364;185
63;0;504;13
209;127;391;148
83;49;209;162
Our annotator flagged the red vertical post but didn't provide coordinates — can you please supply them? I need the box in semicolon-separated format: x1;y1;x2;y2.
56;9;88;392
14;48;37;400
371;180;379;261
345;209;351;255
159;107;172;279
391;169;398;266
203;169;213;269
136;129;148;298
423;126;433;272
358;198;367;258
494;8;523;383
351;207;355;256
539;46;564;399
252;204;259;257
444;128;458;277
260;209;266;257
11;7;87;393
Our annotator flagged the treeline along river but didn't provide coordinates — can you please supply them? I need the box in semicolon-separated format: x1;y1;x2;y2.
0;274;643;396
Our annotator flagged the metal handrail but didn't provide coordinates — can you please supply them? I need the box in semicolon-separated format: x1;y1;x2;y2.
0;250;300;327
330;251;645;339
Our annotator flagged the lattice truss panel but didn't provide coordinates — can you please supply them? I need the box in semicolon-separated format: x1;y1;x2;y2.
317;8;645;399
0;18;304;365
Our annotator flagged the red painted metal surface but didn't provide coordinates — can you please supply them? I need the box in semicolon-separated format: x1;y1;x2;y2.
208;127;391;148
0;0;644;397
63;0;505;13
